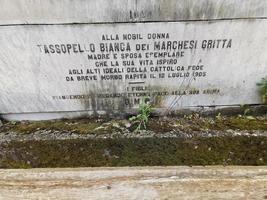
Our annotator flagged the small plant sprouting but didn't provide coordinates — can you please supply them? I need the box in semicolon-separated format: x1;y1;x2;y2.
257;77;267;104
129;97;152;131
215;112;222;120
240;104;251;116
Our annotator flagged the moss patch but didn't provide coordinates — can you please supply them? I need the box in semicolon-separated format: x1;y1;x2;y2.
174;115;267;132
0;118;103;134
0;136;266;168
1;115;267;135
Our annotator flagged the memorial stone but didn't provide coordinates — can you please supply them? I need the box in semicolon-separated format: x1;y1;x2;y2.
0;0;266;120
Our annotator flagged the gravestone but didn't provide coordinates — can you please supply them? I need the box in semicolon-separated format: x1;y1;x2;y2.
0;0;266;120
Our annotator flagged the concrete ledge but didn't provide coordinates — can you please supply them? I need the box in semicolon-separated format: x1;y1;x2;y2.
0;166;266;199
1;105;267;121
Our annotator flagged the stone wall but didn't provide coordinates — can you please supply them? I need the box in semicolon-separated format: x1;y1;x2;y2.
0;0;266;120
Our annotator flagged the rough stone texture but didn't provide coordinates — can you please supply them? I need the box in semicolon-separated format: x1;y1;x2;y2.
0;0;267;24
0;166;265;199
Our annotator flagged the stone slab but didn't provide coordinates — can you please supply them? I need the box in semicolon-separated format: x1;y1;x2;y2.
1;0;267;24
0;20;266;119
0;166;266;199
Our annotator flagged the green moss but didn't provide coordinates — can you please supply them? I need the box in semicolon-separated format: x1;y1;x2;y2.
0;160;31;169
0;136;266;168
207;117;267;130
1;115;267;136
2;119;102;134
175;116;267;131
0;115;266;168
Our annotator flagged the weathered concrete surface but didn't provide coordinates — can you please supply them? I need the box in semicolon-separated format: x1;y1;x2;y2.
0;0;267;24
0;166;265;199
0;20;266;120
1;1;267;121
